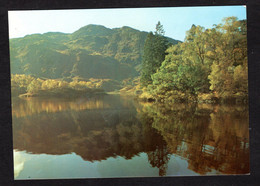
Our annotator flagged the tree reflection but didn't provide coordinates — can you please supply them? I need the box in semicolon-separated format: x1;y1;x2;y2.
147;146;170;176
13;96;154;162
12;96;249;176
138;103;170;176
138;102;249;175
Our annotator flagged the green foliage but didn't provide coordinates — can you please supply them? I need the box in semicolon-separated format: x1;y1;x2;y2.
11;74;122;97
11;74;35;96
155;21;165;36
144;17;247;103
208;17;248;97
151;25;211;98
140;22;169;87
27;79;42;93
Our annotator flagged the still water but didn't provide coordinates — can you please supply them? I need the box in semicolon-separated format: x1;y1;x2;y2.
12;94;249;179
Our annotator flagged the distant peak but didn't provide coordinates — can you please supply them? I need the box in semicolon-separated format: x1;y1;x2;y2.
84;24;107;28
121;26;132;29
112;26;139;33
72;24;113;37
44;32;68;35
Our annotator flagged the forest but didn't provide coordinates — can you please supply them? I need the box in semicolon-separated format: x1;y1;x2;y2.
10;16;247;103
139;17;247;104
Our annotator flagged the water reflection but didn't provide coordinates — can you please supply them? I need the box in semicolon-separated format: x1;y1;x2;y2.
11;96;111;118
12;95;249;178
140;102;249;175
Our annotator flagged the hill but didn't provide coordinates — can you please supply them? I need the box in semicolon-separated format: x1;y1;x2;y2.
9;24;180;81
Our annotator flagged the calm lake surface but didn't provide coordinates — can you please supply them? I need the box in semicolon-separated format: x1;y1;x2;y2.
12;94;250;179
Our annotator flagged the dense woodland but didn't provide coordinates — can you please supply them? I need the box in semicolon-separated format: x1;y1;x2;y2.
10;17;247;103
139;17;247;104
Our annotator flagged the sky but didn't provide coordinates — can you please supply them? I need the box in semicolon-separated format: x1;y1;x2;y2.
8;6;246;41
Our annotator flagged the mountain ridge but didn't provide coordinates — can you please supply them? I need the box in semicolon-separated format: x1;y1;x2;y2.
10;24;180;81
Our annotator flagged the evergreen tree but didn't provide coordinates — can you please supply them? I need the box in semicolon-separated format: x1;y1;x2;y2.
140;22;168;87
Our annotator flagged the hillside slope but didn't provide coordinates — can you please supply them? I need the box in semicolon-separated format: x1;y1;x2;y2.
10;24;180;80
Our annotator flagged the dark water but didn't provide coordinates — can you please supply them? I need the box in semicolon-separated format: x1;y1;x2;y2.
12;94;250;179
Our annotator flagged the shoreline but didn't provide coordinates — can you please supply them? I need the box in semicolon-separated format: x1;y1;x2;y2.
136;92;248;105
13;88;248;106
16;88;106;99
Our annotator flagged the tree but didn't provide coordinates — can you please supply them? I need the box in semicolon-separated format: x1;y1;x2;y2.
149;17;248;102
27;79;42;93
140;22;168;87
151;25;211;98
155;21;165;36
208;17;248;97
